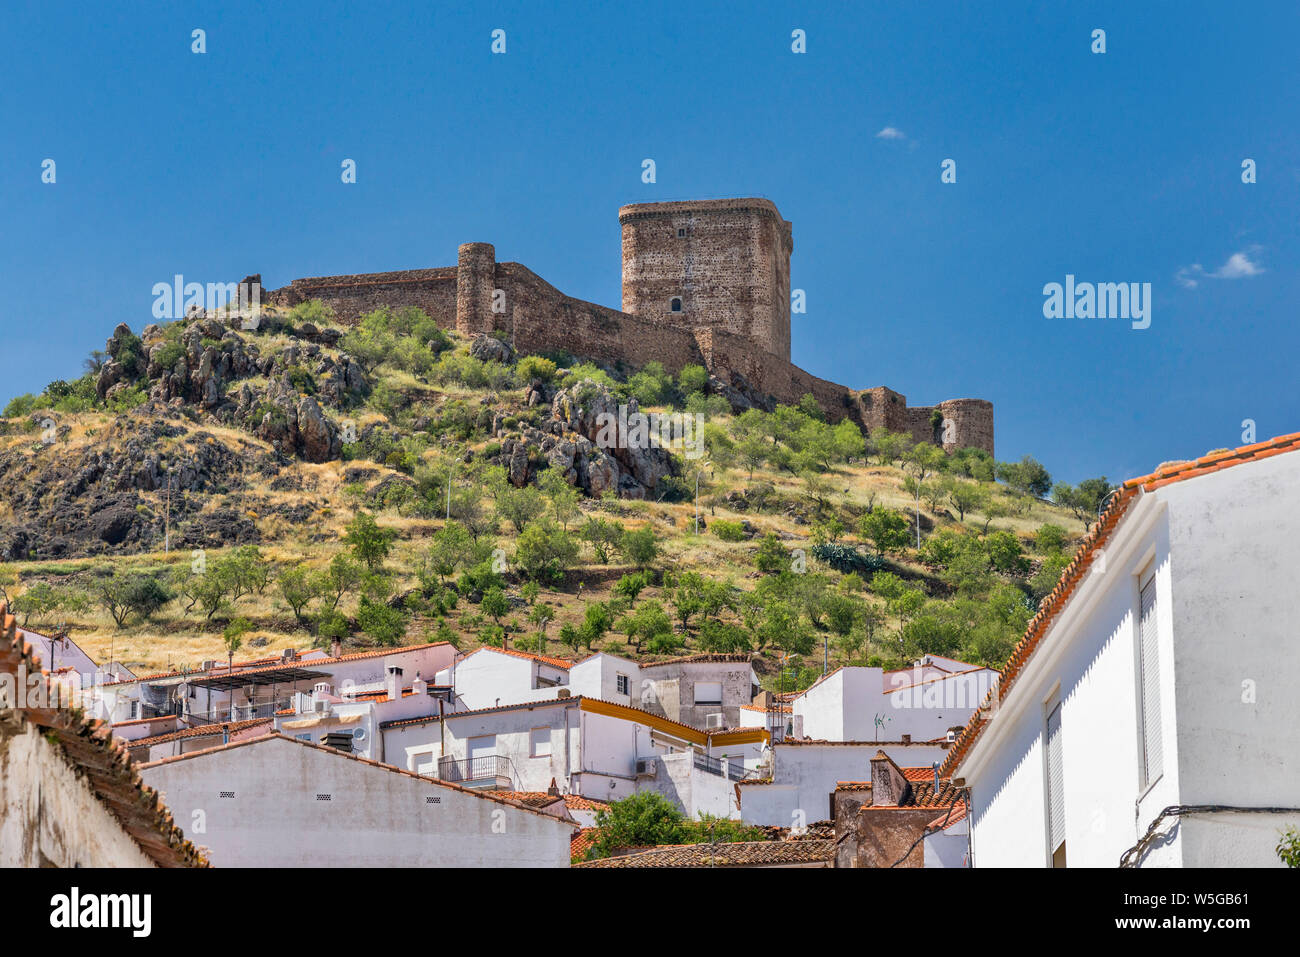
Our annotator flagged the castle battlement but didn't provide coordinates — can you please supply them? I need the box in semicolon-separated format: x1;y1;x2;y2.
267;199;993;455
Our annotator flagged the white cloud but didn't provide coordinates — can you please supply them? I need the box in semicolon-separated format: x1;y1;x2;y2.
875;126;907;141
1176;247;1264;289
1211;249;1264;279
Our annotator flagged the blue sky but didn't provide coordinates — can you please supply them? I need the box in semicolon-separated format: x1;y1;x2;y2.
2;0;1297;484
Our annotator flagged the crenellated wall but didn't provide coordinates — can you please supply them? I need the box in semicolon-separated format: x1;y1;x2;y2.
265;200;993;455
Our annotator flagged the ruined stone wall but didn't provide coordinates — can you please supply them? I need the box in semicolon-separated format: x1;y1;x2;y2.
268;267;459;325
496;262;706;372
620;199;793;361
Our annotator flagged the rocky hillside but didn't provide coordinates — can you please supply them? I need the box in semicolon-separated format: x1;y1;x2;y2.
0;299;1102;683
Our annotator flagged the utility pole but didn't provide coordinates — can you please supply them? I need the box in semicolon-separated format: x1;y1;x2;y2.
446;466;453;522
164;471;172;553
694;461;712;535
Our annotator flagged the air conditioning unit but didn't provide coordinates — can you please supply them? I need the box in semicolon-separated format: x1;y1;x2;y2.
313;699;329;714
636;759;657;778
705;713;725;730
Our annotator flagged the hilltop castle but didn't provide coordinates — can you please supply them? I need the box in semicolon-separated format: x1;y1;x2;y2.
268;198;993;454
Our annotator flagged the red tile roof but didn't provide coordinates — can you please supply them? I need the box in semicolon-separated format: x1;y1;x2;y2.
0;603;207;868
563;794;610;811
461;646;574;670
571;827;600;862
928;801;968;831
941;430;1300;778
102;641;452;687
127;717;272;749
573;840;833;868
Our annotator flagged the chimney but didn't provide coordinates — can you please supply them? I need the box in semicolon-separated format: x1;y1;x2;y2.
330;637;343;659
547;777;560;798
412;671;428;697
386;666;403;702
869;750;910;806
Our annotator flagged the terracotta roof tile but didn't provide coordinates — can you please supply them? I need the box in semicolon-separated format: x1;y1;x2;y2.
573;840;833;868
127;717;272;749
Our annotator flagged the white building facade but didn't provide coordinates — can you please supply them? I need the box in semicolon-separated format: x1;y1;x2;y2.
950;436;1300;867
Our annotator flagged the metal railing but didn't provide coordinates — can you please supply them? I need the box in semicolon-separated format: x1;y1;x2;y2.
437;754;513;789
184;700;293;724
693;753;751;782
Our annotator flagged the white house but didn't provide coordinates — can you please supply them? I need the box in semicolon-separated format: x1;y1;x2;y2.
739;738;951;827
381;695;768;819
439;648;760;731
945;432;1300;867
791;659;996;744
139;733;576;867
437;646;573;711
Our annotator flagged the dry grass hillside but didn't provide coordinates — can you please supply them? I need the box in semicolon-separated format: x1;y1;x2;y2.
0;302;1102;690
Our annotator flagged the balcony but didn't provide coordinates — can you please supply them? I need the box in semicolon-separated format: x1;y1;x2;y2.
437;754;513;790
185;699;294;724
693;752;752;782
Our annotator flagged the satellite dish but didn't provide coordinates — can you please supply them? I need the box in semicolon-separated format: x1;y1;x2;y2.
352;726;367;742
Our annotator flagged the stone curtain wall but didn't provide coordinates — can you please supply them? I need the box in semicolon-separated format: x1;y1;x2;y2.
269;267;459;325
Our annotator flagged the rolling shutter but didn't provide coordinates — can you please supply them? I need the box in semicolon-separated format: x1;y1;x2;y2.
1138;575;1163;786
1046;701;1065;856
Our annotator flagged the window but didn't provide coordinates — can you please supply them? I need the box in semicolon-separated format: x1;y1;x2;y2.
677;228;686;237
670;297;683;312
1045;698;1066;867
694;681;723;706
1137;571;1163;788
616;673;630;696
530;727;552;758
468;735;496;760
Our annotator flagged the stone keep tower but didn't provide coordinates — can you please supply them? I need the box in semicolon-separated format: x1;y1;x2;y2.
619;198;793;361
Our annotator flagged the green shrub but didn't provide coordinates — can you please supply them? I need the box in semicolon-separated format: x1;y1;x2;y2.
516;355;558;383
711;519;746;542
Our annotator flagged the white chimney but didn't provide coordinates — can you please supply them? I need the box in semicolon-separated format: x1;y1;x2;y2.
412;672;428;697
386;666;403;702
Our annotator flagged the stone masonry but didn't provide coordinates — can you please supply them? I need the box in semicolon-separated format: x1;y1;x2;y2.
267;199;993;454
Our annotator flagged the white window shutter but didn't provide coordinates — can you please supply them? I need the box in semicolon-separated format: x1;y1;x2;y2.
1138;576;1163;785
1046;701;1065;853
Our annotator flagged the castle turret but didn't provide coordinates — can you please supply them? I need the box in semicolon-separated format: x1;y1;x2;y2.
619;198;793;361
456;242;496;337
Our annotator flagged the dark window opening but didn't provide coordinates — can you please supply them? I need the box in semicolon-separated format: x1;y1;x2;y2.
670;297;683;312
